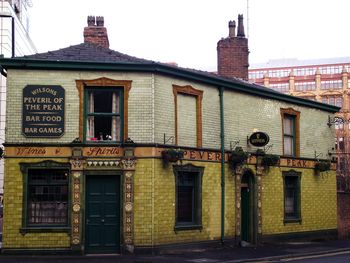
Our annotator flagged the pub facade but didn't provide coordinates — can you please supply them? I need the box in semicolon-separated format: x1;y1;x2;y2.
0;16;339;254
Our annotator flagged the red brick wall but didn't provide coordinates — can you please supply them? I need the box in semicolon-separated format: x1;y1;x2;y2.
217;37;249;80
84;26;109;48
337;192;350;239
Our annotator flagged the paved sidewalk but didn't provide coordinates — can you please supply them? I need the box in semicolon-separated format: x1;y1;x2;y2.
0;239;350;262
155;239;350;262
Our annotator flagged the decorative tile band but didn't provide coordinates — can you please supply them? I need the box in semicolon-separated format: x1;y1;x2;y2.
122;158;136;251
70;159;83;248
86;160;120;167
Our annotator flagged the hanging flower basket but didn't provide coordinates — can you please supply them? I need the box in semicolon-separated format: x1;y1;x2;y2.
228;147;249;170
161;148;184;163
261;154;280;169
314;160;331;175
255;148;266;157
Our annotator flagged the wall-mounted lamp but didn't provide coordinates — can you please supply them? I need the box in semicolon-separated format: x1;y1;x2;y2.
327;115;346;127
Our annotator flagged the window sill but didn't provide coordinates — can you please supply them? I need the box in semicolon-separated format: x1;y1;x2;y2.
174;224;202;232
284;218;302;224
20;226;70;235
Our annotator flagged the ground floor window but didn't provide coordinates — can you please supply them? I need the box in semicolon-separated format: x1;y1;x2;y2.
20;161;70;231
28;169;69;225
283;170;301;223
173;164;204;230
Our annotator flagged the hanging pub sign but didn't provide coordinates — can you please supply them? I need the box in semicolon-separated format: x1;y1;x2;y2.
22;85;65;137
249;131;269;147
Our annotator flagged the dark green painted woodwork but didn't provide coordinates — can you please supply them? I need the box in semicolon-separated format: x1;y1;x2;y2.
282;170;302;223
241;171;256;244
241;186;250;242
85;174;120;253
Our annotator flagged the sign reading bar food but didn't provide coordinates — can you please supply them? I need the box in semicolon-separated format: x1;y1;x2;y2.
22;85;65;137
249;131;269;147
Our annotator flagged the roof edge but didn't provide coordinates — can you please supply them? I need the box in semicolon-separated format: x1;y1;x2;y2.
0;58;340;113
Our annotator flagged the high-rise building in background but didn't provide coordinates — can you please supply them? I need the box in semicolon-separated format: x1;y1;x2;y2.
0;0;36;199
249;58;350;191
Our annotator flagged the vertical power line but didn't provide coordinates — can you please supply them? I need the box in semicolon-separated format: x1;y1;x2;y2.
247;0;249;38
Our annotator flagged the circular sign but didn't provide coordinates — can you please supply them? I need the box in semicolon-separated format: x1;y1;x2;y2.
249;132;270;147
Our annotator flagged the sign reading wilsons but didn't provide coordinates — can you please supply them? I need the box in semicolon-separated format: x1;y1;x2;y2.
249;131;269;147
22;85;65;137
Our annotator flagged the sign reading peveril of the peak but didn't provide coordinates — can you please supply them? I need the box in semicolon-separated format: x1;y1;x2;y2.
22;85;65;137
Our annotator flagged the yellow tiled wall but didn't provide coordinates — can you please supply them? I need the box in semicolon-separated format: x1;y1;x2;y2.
262;167;337;234
2;158;70;249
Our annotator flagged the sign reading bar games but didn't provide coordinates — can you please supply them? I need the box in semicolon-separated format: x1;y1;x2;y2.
22;85;65;137
249;131;269;147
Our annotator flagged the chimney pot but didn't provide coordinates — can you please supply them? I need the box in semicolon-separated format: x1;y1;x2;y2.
87;16;95;26
228;20;236;38
84;15;109;48
96;16;104;26
217;14;249;80
237;14;245;37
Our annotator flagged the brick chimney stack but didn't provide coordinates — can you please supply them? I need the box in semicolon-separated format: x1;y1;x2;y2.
217;14;249;80
84;16;109;48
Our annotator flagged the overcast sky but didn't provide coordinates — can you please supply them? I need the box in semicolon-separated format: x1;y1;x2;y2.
29;0;350;71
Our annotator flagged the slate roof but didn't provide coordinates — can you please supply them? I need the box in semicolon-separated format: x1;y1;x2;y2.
23;42;274;91
22;43;152;63
1;42;339;113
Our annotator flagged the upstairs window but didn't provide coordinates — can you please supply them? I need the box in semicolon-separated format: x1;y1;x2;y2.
281;108;300;157
85;88;123;142
173;85;203;148
283;115;296;156
76;78;132;143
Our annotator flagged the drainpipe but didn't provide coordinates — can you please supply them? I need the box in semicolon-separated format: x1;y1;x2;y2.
219;86;225;244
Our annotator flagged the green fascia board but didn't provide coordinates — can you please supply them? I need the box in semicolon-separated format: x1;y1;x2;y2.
0;58;340;113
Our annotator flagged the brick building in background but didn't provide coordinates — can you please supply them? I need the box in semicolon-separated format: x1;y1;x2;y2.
249;58;350;238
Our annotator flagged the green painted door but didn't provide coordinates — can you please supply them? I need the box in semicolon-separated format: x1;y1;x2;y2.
85;174;120;253
241;186;250;242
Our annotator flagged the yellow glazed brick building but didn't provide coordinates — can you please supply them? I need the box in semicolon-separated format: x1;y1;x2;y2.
0;16;339;254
